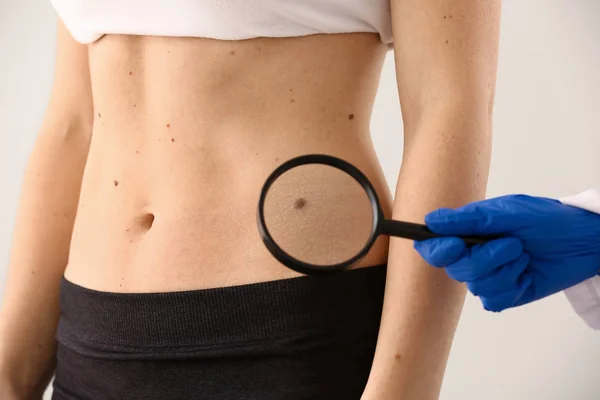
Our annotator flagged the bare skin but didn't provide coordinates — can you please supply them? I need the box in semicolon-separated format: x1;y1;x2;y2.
0;1;501;399
66;32;392;292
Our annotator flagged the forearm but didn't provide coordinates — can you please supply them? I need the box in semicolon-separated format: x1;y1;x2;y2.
0;374;21;400
363;109;492;399
0;114;91;398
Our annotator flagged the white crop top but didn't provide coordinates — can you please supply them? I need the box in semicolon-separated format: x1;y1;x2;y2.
50;0;393;45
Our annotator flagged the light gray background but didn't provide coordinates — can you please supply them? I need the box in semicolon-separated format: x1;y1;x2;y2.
1;1;599;399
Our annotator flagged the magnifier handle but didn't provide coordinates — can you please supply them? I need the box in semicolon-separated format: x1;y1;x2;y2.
380;220;438;241
461;235;496;246
380;220;499;246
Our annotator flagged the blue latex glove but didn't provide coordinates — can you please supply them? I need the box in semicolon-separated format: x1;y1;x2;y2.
414;195;600;312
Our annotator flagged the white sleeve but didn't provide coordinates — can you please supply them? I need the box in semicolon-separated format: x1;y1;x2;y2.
559;189;600;330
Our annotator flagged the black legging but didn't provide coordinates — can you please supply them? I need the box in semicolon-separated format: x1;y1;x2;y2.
52;265;386;400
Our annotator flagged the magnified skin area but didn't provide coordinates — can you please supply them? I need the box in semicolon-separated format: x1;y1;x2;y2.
263;164;374;266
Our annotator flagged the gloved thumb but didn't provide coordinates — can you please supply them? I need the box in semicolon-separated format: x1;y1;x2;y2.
425;197;528;236
414;237;466;267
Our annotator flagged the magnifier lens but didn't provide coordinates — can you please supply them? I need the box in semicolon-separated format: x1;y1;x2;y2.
262;163;374;268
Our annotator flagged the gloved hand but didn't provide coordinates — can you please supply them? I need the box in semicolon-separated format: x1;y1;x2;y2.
414;195;600;312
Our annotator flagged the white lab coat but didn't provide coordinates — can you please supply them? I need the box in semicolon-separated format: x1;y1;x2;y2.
560;189;600;330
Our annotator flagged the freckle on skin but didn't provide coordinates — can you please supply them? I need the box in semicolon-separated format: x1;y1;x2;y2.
114;180;119;187
230;51;235;55
133;104;137;108
395;353;402;360
129;71;133;76
290;99;295;103
166;123;171;128
171;138;175;142
348;114;355;120
136;150;139;154
445;40;449;44
98;112;101;118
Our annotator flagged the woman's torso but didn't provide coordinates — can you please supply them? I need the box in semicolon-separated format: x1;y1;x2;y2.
65;32;392;292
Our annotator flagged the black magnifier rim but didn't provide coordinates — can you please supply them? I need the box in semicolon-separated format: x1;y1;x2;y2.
257;154;383;275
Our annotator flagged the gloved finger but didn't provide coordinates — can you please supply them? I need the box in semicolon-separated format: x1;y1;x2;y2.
511;267;564;307
425;196;531;236
466;252;530;297
414;237;466;267
478;274;533;312
444;238;523;282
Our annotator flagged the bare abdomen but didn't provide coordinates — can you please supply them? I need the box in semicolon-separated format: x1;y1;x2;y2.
64;33;391;292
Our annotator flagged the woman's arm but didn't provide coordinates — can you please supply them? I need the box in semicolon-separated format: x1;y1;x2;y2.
362;1;501;398
0;19;93;399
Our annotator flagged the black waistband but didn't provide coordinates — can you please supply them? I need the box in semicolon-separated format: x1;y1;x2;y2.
57;265;386;358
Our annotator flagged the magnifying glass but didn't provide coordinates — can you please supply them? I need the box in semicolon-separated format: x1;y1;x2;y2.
257;154;495;276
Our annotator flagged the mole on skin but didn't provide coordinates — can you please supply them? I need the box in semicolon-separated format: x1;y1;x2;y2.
293;198;307;209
